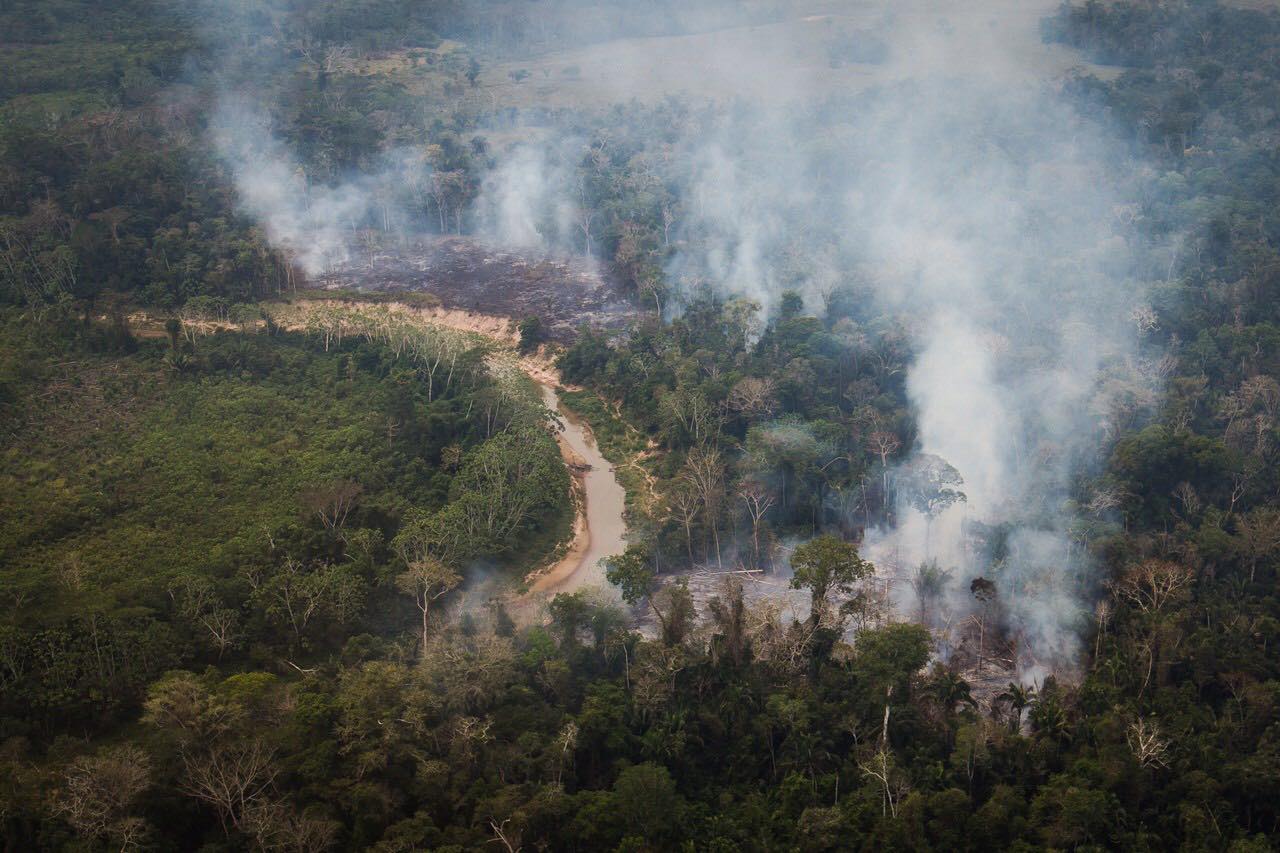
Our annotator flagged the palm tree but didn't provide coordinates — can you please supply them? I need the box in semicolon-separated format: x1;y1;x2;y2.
1028;694;1072;744
996;682;1035;733
929;667;978;714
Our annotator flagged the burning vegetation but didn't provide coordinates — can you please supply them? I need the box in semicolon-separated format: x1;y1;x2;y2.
5;0;1280;849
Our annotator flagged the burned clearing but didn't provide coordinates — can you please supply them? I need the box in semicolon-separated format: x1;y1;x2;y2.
315;236;635;342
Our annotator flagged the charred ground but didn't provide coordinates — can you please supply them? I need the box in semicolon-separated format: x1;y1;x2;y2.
315;236;634;343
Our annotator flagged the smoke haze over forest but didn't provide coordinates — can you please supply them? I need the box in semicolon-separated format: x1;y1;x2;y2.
8;0;1280;847
199;0;1167;673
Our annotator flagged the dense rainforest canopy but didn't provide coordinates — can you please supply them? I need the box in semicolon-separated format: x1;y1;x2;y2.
2;0;1280;851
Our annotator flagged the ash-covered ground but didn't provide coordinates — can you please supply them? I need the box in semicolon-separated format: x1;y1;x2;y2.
316;236;635;343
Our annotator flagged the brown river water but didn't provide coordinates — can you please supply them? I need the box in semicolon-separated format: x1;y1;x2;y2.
529;384;628;594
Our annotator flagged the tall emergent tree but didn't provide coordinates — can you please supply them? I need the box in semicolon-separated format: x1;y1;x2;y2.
789;534;874;627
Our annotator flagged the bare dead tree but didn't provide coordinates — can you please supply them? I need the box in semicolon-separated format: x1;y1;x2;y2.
969;576;997;671
246;558;326;643
322;44;354;74
1126;717;1171;769
54;745;151;847
1235;507;1280;582
661;202;677;246
240;796;340;852
858;745;906;819
1093;599;1112;667
728;377;777;420
682;447;726;568
199;608;240;661
553;721;578;787
168;575;240;659
451;715;494;766
489;817;522;853
869;430;901;496
395;558;462;650
1088;485;1125;517
639;272;664;315
301;480;362;531
576;177;597;256
180;740;279;836
1109;559;1193;615
1172;481;1201;520
1228;460;1261;517
668;483;702;567
737;480;776;569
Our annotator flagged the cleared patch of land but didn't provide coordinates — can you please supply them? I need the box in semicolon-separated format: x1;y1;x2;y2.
320;236;634;343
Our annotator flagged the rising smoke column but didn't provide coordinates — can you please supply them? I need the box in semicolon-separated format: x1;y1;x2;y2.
210;97;377;276
191;1;438;278
472;141;581;252
848;80;1163;675
664;34;1163;674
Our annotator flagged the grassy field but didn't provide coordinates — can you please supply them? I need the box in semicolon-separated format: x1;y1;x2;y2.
474;0;1120;109
331;0;1120;116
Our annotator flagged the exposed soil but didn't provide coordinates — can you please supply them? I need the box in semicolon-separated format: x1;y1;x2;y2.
315;235;634;344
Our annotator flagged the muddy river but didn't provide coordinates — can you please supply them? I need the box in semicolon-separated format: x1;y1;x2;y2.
531;384;628;594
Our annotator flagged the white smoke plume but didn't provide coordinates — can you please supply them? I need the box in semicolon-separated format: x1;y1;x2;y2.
188;0;1165;673
213;99;582;269
847;82;1157;674
214;99;355;275
656;82;1148;673
473;141;580;252
653;12;1166;673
